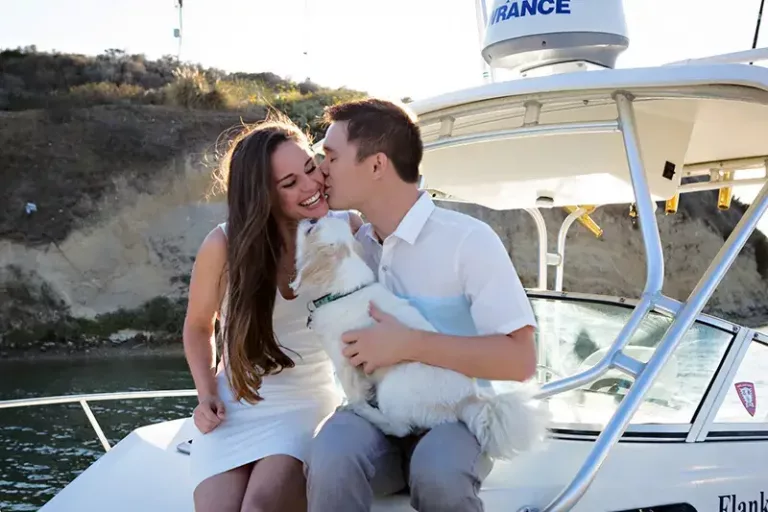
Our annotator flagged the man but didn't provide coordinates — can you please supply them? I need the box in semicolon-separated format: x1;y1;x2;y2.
308;98;537;512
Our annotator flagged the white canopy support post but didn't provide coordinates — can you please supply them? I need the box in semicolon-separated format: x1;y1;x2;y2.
554;207;586;292
524;208;548;290
524;207;550;383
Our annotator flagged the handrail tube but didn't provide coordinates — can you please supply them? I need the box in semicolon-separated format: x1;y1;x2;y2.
684;156;768;173
423;121;619;152
80;399;112;452
611;351;645;379
678;176;767;193
0;389;198;409
531;93;670;510
537;93;667;400
664;46;768;66
535;294;654;399
555;207;587;291
523;290;745;330
524;208;549;290
615;93;666;295
654;295;682;316
541;178;768;512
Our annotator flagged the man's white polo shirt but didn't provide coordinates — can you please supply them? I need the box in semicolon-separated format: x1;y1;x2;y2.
354;192;536;338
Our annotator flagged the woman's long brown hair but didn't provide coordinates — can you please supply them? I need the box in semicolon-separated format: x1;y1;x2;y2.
214;115;308;404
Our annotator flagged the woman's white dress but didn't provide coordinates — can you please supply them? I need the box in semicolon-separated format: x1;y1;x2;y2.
189;213;347;490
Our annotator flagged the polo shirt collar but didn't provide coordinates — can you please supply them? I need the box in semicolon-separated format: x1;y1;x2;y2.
367;191;435;245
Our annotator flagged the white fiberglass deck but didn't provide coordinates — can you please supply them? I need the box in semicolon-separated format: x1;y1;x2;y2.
28;294;768;512
35;416;768;512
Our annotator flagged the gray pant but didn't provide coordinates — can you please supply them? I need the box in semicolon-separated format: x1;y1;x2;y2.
306;410;493;512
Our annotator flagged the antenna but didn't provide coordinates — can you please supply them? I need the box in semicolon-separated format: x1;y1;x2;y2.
303;0;310;79
174;0;184;61
474;0;495;83
750;0;765;65
481;0;629;76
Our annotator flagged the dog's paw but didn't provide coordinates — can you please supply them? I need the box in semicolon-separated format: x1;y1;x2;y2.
379;422;413;438
346;402;413;438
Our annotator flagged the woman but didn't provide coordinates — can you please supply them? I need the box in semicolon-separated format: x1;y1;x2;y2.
184;115;360;512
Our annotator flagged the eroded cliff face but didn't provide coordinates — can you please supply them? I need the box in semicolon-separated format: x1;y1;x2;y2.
444;198;768;325
0;153;227;350
1;105;766;354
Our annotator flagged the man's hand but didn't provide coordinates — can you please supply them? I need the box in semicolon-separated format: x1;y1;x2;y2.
342;302;415;374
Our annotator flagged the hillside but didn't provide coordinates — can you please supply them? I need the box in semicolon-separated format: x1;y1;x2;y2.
1;48;767;357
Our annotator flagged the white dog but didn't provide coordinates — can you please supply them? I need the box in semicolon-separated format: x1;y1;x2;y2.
290;215;548;460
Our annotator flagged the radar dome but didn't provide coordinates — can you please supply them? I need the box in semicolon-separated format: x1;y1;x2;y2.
481;0;629;73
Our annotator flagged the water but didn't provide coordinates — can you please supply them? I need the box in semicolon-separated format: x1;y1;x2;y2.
0;356;196;511
1;323;766;511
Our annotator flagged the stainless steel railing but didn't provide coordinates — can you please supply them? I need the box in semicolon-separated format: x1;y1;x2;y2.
0;390;197;452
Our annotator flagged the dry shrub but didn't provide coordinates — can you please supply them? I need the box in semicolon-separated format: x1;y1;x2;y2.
165;67;232;110
68;82;144;104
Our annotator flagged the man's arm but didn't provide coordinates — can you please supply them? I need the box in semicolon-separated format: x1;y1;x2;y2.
343;222;538;381
403;325;536;382
404;222;537;381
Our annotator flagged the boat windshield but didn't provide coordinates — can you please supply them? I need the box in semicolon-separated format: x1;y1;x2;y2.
491;294;735;433
713;334;768;425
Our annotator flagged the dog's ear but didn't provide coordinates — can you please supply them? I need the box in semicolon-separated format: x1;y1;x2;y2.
292;243;351;293
291;224;308;294
289;265;303;294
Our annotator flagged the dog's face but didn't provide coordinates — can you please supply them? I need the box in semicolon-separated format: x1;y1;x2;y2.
291;216;358;295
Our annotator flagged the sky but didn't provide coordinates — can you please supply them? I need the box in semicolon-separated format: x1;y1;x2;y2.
0;0;766;226
1;0;766;100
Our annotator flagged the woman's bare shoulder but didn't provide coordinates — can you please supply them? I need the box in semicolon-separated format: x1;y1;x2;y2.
194;225;227;272
187;226;228;321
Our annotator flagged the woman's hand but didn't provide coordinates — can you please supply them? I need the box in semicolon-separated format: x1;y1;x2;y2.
194;395;226;434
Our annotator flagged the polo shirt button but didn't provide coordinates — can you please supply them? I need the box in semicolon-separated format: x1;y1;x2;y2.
382;265;389;272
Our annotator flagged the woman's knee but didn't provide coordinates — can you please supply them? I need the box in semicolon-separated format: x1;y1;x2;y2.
193;464;252;512
240;455;307;512
240;486;304;512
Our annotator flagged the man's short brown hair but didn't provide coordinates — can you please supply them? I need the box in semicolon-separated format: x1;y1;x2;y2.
323;98;422;184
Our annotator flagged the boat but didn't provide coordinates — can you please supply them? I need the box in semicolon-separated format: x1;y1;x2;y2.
2;1;768;510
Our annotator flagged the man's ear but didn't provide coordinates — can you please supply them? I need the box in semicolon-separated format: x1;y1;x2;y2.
371;152;388;181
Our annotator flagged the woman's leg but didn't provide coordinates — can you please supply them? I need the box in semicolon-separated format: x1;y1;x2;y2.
240;455;308;512
193;463;253;512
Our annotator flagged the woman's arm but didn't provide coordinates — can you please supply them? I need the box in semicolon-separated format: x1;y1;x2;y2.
183;227;228;401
